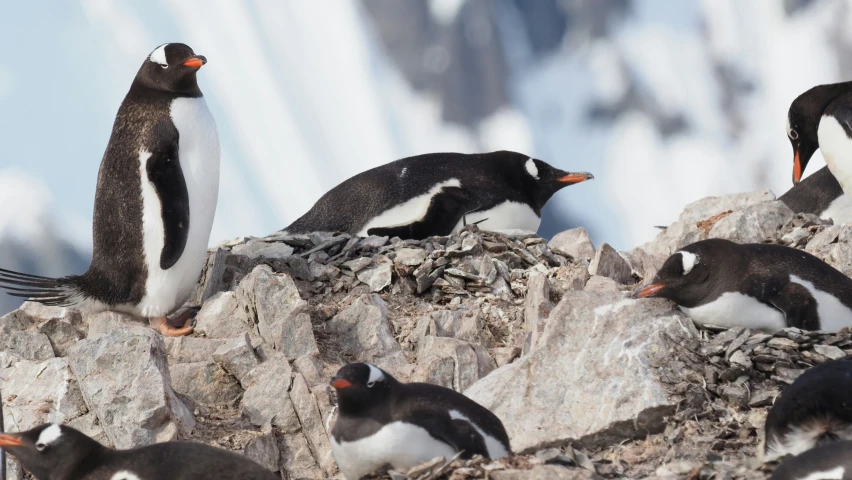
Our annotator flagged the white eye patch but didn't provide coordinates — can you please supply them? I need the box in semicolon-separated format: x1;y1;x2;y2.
149;43;169;67
786;116;798;140
525;158;539;179
36;423;62;448
677;251;698;275
367;364;384;384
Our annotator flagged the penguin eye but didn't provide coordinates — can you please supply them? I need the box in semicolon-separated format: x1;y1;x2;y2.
789;128;798;140
367;381;376;388
36;443;46;451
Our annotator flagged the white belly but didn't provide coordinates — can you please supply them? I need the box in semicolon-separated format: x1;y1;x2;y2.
789;274;852;332
680;291;786;333
357;179;461;236
821;193;852;225
451;200;541;234
819;115;852;195
331;422;456;480
135;97;220;317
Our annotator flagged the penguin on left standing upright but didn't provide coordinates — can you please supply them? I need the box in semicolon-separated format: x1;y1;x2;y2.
0;43;220;336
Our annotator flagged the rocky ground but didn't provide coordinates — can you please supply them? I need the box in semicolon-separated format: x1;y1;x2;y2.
3;190;852;479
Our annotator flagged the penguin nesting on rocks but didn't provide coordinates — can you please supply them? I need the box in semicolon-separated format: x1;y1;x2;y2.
633;239;852;332
770;441;852;480
0;43;220;337
329;363;511;480
764;359;852;462
284;151;593;240
0;423;277;480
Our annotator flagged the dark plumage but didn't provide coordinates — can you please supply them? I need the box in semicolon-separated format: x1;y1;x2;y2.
779;166;850;221
0;423;277;480
770;440;852;480
284;151;593;240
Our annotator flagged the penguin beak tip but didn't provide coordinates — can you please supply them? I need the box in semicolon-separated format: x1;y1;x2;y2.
331;378;352;389
0;433;23;447
558;172;594;184
633;283;666;298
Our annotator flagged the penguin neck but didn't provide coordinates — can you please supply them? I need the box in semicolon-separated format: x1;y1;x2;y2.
127;77;202;101
57;439;108;480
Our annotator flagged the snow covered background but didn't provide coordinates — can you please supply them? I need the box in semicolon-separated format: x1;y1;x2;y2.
0;0;848;314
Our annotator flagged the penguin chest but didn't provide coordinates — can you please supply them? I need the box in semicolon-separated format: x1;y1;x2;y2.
819;115;852;194
137;97;220;317
452;201;541;234
680;292;786;332
820;193;852;225
331;422;456;480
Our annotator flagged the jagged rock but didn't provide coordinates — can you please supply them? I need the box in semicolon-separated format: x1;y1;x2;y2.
237;265;319;359
169;361;243;406
466;293;697;453
490;346;522;367
395;247;428;267
413;336;495;392
213;333;259;383
67;326;194;449
165;336;227;364
5;330;54;360
359;235;390;249
582;275;619;292
190;247;229;306
814;344;846;360
290;374;336;475
194;291;251;339
19;301;74;324
709;201;794;244
66;412;111;446
244;431;281;473
0;309;35;332
232;240;295;259
549;228;596;262
293;354;326;387
412;308;484;347
241;353;300;431
0;358;87;431
280;433;324;479
326;294;407;370
357;255;393;292
588;244;633;285
525;271;554;352
806;226;852;277
38;317;84;356
490;465;601;480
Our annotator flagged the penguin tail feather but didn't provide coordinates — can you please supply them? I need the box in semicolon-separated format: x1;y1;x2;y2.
0;268;83;307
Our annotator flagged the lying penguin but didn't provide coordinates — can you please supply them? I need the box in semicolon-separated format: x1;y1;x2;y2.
0;423;277;480
329;363;511;479
283;151;593;240
770;440;852;480
633;239;852;332
764;359;852;461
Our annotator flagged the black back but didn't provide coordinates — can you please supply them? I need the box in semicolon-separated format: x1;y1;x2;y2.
770;440;852;480
766;359;852;448
285;151;586;238
779;166;845;216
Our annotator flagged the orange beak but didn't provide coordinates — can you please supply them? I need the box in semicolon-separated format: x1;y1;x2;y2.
633;283;666;298
331;378;352;389
793;150;803;185
558;172;594;184
0;434;22;447
183;55;206;68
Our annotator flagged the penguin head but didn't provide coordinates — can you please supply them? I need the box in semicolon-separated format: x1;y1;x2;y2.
0;423;102;479
518;156;594;210
330;363;394;413
632;240;716;305
136;43;207;96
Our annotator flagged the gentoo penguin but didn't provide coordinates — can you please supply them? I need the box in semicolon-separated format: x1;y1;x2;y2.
632;239;852;332
764;359;852;462
284;151;593;240
329;363;511;479
0;423;277;480
0;43;220;336
779;166;852;224
769;441;852;480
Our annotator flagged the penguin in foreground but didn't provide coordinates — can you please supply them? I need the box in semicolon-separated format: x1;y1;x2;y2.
779;166;852;224
0;423;277;480
764;359;852;462
284;151;593;240
329;363;511;479
769;441;852;480
632;239;852;332
0;43;220;337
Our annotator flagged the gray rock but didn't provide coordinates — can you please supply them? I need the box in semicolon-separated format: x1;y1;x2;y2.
169;361;243;406
19;302;72;323
1;358;87;432
582;275;620;293
782;227;810;246
588;244;633;285
194;291;252;339
67;326;194;449
280;433;324;479
232;240;295;259
0;309;35;332
413;309;484;346
342;257;373;273
490;346;522;367
356;255;393;292
490;465;601;480
414;336;495;392
213;334;259;383
359;235;390;249
807;226;852;277
165;336;227;364
709;200;794;244
38;317;84;356
85;311;143;338
290;374;336;475
293;354;326;387
241;355;300;431
814;344;846;360
5;330;55;361
395;248;428;267
525;272;554;353
237;265;319;359
549;228;596;262
326;294;407;369
189;247;229;306
243;431;281;473
66;412;111;446
465;293;697;453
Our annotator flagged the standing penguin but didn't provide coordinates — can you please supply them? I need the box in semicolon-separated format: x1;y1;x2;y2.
329;363;511;479
0;423;277;480
633;239;852;332
764;359;852;461
0;43;220;336
283;151;593;240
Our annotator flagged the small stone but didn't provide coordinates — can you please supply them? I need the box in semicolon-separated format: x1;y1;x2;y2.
814;344;846;360
194;291;251;339
395;248;428;267
729;350;752;369
241;355;300;431
37;318;84;356
490;346;521;367
213;333;259;383
356;256;393;292
232;241;295;259
5;331;55;361
342;257;373;273
782;227;810;246
359;235;389;249
243;431;280;473
748;389;778;407
549;228;596;262
407;457;446;477
588;244;633;284
767;337;798;350
169;361;243;406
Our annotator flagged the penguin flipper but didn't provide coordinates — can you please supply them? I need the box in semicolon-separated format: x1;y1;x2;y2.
0;268;81;306
367;188;471;240
145;121;190;270
404;410;488;459
768;282;820;330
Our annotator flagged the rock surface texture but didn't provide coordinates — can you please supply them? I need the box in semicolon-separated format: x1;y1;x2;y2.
3;191;852;479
